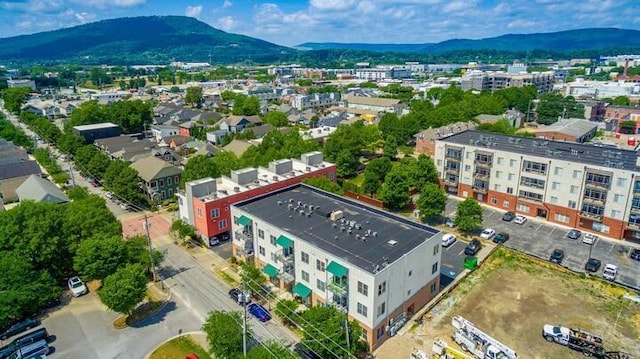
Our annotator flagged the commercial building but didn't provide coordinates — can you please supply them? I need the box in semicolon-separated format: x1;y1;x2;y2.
434;130;640;241
178;152;336;245
342;96;404;114
7;79;36;91
291;92;340;111
461;70;554;93
355;66;412;81
72;122;121;144
231;184;442;349
535;119;598;143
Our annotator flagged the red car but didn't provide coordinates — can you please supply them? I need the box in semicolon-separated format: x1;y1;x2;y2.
185;353;199;359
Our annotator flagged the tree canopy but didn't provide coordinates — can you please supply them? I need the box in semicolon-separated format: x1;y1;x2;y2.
67;99;153;134
299;306;364;359
74;236;129;280
362;157;392;196
324;121;381;177
302;176;343;195
536;93;584;125
1;87;30;113
263;111;289;127
180;155;221;188
98;263;148;315
185;86;203;108
455;198;483;233
379;165;411;210
103;160;146;205
202;310;247;359
416;183;448;220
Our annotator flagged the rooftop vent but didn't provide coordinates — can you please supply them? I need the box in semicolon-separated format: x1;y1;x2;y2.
277;201;283;205
233;186;240;192
387;240;398;247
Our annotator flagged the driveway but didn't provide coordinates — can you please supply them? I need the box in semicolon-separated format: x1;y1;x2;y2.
445;198;640;290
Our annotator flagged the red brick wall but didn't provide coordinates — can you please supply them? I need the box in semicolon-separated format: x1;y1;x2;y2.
415;138;435;156
344;191;384;208
535;131;577;142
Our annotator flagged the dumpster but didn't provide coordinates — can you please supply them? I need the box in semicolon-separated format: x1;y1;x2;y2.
464;256;478;270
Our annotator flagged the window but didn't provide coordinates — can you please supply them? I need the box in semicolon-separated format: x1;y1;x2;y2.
358;281;368;296
377;302;386;317
494;171;501;179
568;200;577;209
378;281;386;296
432;262;439;274
494;184;501;191
586;172;611;187
570;186;579;194
259;246;265;256
554;213;570;223
464;165;471;172
581;203;604;217
258;229;264;239
271;253;277;262
433;245;439;256
550;196;558;204
301;270;309;282
169;189;173;197
611;209;620;218
507;187;513;194
317;279;325;292
159;179;165;187
150;180;157;188
491;197;497;204
357;302;368;317
197;208;202;217
270;235;276;245
508;173;515;181
522;160;547;174
573;170;581;179
301;252;309;264
518;190;543;202
554;167;563;176
408;270;412;277
175;176;180;184
431;283;437;293
497;157;504;165
376;326;385;340
210;208;220;219
509;159;516;167
437;159;442;166
503;200;510;208
516;203;530;212
167;177;172;185
316;259;325;271
552;182;560;190
614;194;623;203
617;177;628;187
329;173;335;180
218;219;227;229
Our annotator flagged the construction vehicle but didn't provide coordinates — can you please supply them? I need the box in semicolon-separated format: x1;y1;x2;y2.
542;325;606;357
432;339;473;359
451;315;518;359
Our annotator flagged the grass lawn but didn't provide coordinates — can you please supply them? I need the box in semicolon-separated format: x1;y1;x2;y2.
149;335;211;359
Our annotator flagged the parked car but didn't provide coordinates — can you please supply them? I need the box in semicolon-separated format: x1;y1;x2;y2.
228;288;250;306
480;228;496;239
502;212;515;222
550;249;565;264
5;338;48;359
464;239;482;256
567;229;582;240
630;248;640;261
247;303;271;322
120;203;132;211
441;234;457;248
0;319;41;340
444;217;456;228
602;264;618;281
0;328;51;358
104;191;114;200
68;276;88;297
513;215;527;225
585;258;602;273
493;232;510;244
294;342;323;359
582;233;598;245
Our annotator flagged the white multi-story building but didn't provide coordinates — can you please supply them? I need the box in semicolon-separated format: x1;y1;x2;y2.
355;66;412;81
461;70;554;93
231;184;442;349
291;92;340;110
435;130;640;242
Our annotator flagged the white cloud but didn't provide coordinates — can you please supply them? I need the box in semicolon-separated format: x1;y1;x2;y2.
0;0;65;13
185;5;202;18
74;11;96;23
507;19;536;29
69;0;145;8
222;0;232;8
309;0;357;11
215;15;239;31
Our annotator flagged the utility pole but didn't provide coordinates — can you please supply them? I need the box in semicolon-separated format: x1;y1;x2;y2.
242;289;248;356
67;158;76;187
344;318;351;353
143;214;159;285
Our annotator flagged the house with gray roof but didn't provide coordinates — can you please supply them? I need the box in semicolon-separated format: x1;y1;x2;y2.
16;174;69;204
219;115;262;133
130;156;183;202
0;141;42;202
535;118;598;143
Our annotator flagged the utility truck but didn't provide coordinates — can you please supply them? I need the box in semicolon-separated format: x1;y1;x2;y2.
432;339;473;359
543;324;637;358
451;315;518;359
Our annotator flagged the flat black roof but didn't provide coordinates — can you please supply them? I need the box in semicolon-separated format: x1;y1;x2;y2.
235;184;440;274
442;130;640;171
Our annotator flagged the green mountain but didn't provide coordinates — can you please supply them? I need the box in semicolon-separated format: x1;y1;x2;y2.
0;16;294;64
297;28;640;53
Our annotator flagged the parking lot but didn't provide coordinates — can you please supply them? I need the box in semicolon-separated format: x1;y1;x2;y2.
444;199;640;289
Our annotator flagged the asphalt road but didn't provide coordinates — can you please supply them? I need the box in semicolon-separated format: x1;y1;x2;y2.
444;198;640;289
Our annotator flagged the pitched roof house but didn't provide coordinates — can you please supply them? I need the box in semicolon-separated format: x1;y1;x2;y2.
130;157;183;202
16;174;69;204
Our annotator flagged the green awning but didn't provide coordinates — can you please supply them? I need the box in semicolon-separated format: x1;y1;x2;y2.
238;215;251;226
262;264;278;278
292;282;312;298
275;235;294;248
326;261;348;277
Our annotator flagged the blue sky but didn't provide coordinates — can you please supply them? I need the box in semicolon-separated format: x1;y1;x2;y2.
0;0;639;46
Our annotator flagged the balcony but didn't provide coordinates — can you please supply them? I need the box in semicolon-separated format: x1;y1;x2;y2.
328;280;347;294
473;170;490;179
234;230;253;243
275;252;294;265
277;268;295;284
579;211;604;221
445;155;461;162
631;207;640;214
444;177;459;185
634;192;640;199
584;180;610;190
472;186;489;194
445;167;460;174
582;196;606;206
474;160;492;168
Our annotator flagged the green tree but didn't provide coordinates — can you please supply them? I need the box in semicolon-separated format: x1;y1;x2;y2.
275;299;299;326
103;160;145;204
180;155;221;188
87;151;111;179
56;133;85;155
302;176;343;195
170;219;196;241
536;93;585;125
246;341;297;359
2;87;30;113
241;96;261;116
98;263;148;315
74;145;100;170
63;194;122;243
406;154;438;189
202;310;246;359
124;235;165;273
213;150;241;176
611;96;631;106
74;236;129;280
220;90;237;101
455;198;483;233
362;157;392;196
379;166;411;210
185;86;204;108
416;183;447;221
239;262;266;297
300;306;364;359
263;111;288;127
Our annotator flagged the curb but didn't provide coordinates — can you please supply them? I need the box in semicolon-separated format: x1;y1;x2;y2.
143;330;207;359
113;284;172;329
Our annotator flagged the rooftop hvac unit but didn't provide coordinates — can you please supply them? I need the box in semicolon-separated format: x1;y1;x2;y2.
277;201;283;205
306;166;311;172
273;176;279;181
288;204;294;210
233;186;240;192
330;210;344;221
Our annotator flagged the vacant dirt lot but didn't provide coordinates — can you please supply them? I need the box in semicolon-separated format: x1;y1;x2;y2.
376;248;640;358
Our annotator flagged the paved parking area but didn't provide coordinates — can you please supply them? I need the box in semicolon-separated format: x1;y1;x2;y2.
444;198;640;290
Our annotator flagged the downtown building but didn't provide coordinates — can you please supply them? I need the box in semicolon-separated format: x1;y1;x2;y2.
230;184;442;349
178;152;336;245
435;130;640;242
461;70;554;93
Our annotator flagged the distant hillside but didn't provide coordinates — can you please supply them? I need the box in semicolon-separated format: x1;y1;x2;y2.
0;16;294;64
297;28;640;53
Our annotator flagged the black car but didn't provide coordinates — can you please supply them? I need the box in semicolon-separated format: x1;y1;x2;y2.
0;328;50;359
585;258;602;273
228;288;250;306
567;229;582;240
502;212;515;222
0;318;40;340
630;248;640;261
294;342;323;359
493;232;510;244
464;239;482;256
550;249;565;264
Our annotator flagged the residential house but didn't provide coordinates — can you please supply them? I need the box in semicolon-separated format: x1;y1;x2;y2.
219;115;263;133
158;135;194;150
16;175;69;204
150;124;180;142
130;156;183;202
206;130;230;145
415;122;476;156
0;141;42;202
223;139;254;157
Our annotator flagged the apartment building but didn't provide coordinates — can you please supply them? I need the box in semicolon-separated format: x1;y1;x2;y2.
461;70;554;93
291;92;340;111
231;184;442;349
435;130;640;241
355;66;412;81
178;152;336;245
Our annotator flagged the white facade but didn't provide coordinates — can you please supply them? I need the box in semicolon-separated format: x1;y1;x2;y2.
292;92;340;110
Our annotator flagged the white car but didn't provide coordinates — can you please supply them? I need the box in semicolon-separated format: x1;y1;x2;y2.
441;233;457;247
513;215;527;225
602;264;618;281
582;233;598;245
68;276;88;297
480;228;496;239
105;191;114;200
